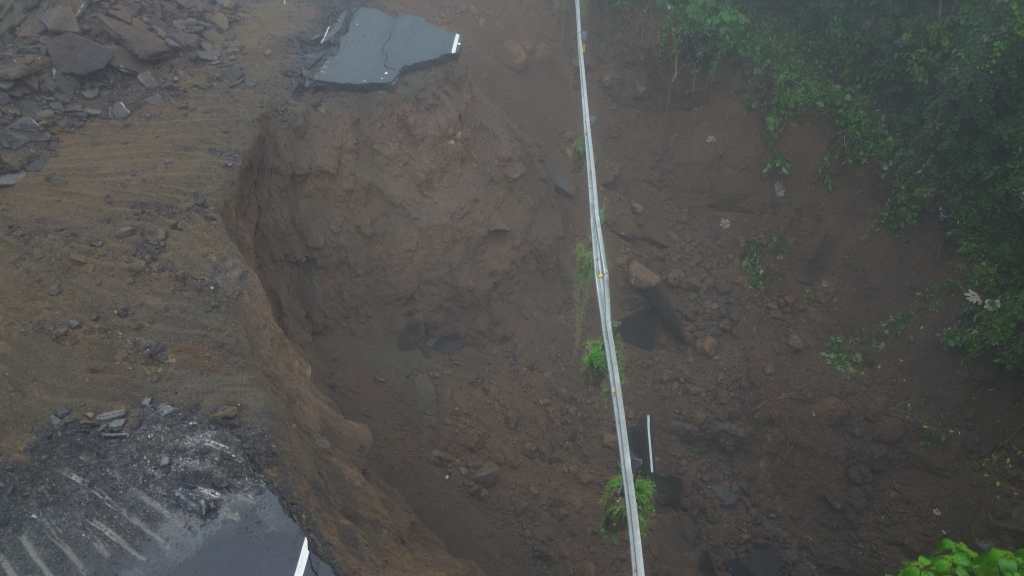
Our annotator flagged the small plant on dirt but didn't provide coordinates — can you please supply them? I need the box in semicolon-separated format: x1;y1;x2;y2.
582;339;607;378
600;474;656;536
741;234;786;289
573;134;586;161
889;539;1024;576
574;242;595;346
761;153;792;178
821;336;864;375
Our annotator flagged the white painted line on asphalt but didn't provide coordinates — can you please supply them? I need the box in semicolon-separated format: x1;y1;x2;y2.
87;519;146;562
41;520;87;576
451;33;461;54
19;534;55;576
0;553;19;576
292;537;310;576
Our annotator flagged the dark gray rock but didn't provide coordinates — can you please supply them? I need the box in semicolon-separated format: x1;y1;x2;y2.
0;0;41;35
99;15;173;61
137;70;160;88
0;171;24;186
711;482;739;507
157;403;177;417
473;462;500;487
43;34;114;76
0;117;51;150
96;408;127;422
39;1;79;33
110;101;131;120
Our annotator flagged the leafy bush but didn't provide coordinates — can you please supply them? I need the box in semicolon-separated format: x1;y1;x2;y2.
891;539;1024;576
582;339;607;377
600;474;656;535
821;335;865;376
654;0;1024;372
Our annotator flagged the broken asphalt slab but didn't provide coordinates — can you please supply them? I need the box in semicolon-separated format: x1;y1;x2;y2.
0;405;339;576
312;7;461;89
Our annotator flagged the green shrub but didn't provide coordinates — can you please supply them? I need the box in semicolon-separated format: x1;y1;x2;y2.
582;339;607;377
600;475;656;535
653;0;1024;372
890;539;1024;576
821;335;864;375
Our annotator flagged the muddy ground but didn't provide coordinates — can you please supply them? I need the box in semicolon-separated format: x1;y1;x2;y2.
1;0;1023;574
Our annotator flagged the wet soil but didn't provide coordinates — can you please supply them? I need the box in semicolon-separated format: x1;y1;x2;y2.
2;0;1023;575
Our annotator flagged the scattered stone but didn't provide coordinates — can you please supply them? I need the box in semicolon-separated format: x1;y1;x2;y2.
109;46;144;73
144;94;166;106
105;418;126;432
787;333;806;352
473;462;500;488
52;325;69;340
80;86;99;99
630;202;645;215
503;161;525;181
196;48;221;62
96;408;126;422
628;260;662;290
847;463;873;486
208;12;229;31
141;397;152;407
0;55;49;82
159;455;171;467
812;396;849;426
54;407;72;419
115;225;137;238
137;70;160;89
774;180;786;199
699;335;719;358
430;449;453;466
0;117;51;150
40;1;80;33
98;15;173;61
47;282;62;296
872;417;905;445
157;403;176;417
0;171;24;187
501;39;528;71
67;319;81;330
110;101;131;120
602;432;616;449
43;34;114;76
211;405;239;420
49;414;64;427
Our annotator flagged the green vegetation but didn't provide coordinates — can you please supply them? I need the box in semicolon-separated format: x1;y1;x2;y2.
641;0;1024;372
821;336;865;376
740;234;786;289
600;475;656;536
582;339;607;377
574;242;595;347
890;539;1024;576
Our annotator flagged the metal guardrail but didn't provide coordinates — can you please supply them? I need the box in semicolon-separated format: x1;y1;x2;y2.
571;1;648;574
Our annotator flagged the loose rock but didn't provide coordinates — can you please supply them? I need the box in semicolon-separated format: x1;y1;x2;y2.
43;34;114;76
211;405;239;420
208;12;229;31
110;101;131;120
40;1;80;32
137;70;160;89
699;335;719;358
96;408;126;422
787;333;806;352
0;55;49;82
99;15;173;61
501;40;528;71
628;260;662;290
473;462;500;488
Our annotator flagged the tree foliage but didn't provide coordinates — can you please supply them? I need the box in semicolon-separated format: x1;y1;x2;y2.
647;0;1024;370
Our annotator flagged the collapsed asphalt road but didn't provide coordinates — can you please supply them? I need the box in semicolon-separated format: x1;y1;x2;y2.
0;402;338;575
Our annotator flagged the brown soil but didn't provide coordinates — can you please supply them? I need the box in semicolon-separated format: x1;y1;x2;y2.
3;0;1023;575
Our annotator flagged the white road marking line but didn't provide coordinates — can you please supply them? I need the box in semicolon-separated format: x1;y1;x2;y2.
19;534;56;576
90;537;111;559
87;519;146;562
41;520;88;576
451;33;461;54
131;489;173;520
0;553;19;576
292;537;310;576
90;488;168;548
